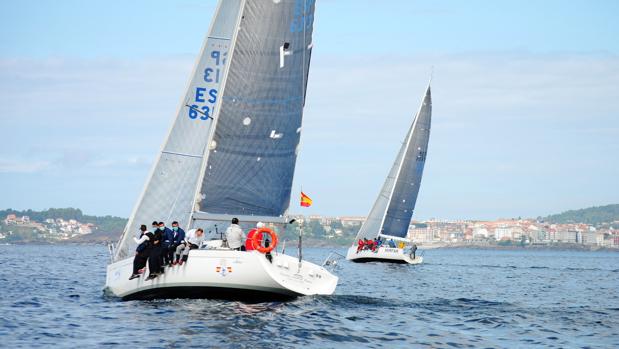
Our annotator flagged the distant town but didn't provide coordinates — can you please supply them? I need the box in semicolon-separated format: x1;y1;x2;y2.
285;215;619;249
1;214;95;240
1;205;618;250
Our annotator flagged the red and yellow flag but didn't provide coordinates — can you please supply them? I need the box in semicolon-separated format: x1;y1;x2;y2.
300;192;312;207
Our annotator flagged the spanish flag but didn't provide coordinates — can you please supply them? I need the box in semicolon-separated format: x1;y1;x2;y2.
300;191;312;207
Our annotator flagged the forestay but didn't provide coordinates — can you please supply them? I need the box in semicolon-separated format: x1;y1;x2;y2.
355;85;432;241
114;0;243;260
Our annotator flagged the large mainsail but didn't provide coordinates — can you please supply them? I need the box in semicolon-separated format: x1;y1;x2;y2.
194;0;316;221
114;0;316;260
114;0;243;260
355;84;432;240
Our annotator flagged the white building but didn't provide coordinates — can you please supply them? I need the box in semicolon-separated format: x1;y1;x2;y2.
409;227;435;243
78;224;92;235
495;227;513;241
555;230;578;243
472;227;489;238
4;214;17;225
581;231;603;246
339;216;365;227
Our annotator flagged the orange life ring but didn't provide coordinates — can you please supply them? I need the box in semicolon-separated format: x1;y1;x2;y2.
251;227;278;253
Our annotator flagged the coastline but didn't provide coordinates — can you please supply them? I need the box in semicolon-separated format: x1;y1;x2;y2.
4;239;618;253
418;242;619;253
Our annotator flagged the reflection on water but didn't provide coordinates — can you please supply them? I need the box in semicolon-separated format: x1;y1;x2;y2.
1;245;618;348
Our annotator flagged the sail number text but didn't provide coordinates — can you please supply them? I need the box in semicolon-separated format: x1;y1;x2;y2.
189;49;227;121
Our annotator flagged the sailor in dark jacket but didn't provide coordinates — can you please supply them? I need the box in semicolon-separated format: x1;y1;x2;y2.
168;221;185;265
145;223;164;280
129;224;151;280
159;222;175;267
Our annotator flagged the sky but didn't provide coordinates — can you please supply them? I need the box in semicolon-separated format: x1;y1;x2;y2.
1;0;618;220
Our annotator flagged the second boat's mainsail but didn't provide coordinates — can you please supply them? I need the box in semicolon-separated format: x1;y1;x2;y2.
114;0;316;260
355;85;432;241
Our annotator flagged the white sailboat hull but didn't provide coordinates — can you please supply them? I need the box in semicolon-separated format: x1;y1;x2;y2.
104;250;338;301
346;245;423;265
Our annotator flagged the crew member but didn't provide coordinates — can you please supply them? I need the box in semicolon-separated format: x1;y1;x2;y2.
169;221;185;265
245;222;265;251
174;228;205;265
363;238;370;250
129;224;151;280
145;222;164;280
356;239;364;253
225;217;245;251
411;243;418;259
159;222;174;266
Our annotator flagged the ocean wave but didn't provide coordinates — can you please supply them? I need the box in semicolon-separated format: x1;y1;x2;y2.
2;245;618;348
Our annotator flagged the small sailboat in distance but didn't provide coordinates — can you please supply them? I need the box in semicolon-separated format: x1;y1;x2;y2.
104;0;338;300
346;82;432;264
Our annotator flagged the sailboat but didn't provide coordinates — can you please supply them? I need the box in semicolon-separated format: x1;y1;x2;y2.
104;0;338;300
346;83;432;264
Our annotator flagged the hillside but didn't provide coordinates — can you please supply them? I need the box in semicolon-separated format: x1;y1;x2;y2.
70;229;122;243
544;204;619;225
0;207;126;233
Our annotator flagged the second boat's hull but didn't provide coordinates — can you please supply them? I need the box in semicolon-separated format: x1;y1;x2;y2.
346;246;423;265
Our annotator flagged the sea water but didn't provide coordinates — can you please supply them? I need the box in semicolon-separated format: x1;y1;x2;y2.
0;245;617;348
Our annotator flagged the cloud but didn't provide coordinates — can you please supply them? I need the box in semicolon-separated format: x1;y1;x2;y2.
0;56;186;177
297;51;619;218
0;147;152;175
1;52;618;218
0;160;50;173
0;56;194;124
